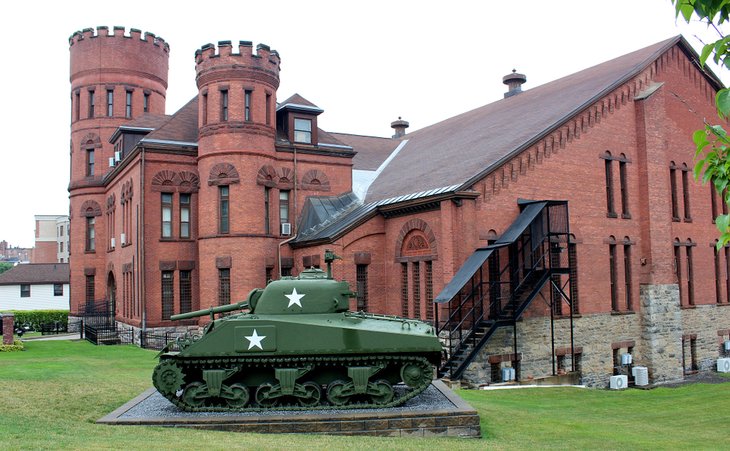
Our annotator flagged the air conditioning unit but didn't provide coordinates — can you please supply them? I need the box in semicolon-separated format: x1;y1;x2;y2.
110;237;115;249
718;358;730;373
120;233;126;246
114;151;121;162
724;340;730;352
632;366;649;386
108;157;115;167
621;353;633;365
281;222;292;236
501;367;516;382
609;375;627;389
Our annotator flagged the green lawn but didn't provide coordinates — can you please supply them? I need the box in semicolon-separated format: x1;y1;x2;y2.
1;340;728;450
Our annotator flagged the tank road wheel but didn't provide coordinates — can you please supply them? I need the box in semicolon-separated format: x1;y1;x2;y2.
369;379;394;405
326;380;349;406
298;381;322;407
255;382;280;408
182;382;208;408
152;360;185;395
225;383;250;408
400;361;428;387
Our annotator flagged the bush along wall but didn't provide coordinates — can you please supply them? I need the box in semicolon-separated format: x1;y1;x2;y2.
11;310;69;331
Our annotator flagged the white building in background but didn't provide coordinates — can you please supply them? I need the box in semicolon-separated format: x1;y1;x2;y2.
0;263;70;311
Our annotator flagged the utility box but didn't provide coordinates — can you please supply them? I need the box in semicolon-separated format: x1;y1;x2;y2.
632;366;649;386
609;375;627;389
501;367;516;382
718;358;730;373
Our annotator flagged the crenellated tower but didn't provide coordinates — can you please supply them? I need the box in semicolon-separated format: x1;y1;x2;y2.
67;26;169;315
194;41;281;306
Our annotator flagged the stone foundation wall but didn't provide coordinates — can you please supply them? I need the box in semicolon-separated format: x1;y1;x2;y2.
680;304;730;371
463;284;730;388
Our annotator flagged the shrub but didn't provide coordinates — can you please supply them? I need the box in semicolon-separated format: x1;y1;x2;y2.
11;310;69;331
0;339;24;352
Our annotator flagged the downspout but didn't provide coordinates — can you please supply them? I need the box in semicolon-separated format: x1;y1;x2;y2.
293;146;298;235
140;147;146;333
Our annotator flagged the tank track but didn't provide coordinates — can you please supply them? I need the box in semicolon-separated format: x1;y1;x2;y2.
154;354;434;412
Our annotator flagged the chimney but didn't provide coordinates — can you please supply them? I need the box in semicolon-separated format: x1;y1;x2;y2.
391;117;409;138
503;69;527;98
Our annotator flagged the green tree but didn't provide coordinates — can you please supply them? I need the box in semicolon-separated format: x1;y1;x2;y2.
0;262;13;275
674;0;730;247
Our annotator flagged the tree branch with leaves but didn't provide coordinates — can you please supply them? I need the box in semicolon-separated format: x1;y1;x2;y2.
673;0;730;247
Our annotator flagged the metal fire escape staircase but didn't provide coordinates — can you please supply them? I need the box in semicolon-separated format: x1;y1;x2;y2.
435;200;575;380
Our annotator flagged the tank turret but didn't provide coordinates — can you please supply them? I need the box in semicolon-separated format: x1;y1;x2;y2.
153;251;443;411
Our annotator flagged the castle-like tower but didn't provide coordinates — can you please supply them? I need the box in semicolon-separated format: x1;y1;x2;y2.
68;26;169;315
194;41;282;305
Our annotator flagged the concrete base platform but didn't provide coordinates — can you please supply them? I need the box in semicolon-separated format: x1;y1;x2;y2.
98;380;480;438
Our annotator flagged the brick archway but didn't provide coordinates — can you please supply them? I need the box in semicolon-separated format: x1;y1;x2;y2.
395;218;437;259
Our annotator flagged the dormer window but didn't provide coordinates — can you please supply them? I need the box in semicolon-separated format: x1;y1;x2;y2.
294;118;312;144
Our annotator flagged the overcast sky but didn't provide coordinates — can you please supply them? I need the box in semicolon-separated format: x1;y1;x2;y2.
1;0;727;248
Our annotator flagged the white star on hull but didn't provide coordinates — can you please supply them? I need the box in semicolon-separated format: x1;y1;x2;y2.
245;329;266;350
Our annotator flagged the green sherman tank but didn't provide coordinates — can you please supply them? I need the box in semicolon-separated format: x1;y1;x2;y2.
152;251;443;411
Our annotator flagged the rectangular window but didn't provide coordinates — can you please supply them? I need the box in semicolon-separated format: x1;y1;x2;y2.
202;93;208;125
425;260;434;321
619;160;630;217
715;246;723;304
623;243;632;311
220;89;229;121
88;90;95;118
161;193;173;238
20;284;30;298
143;93;150;113
401;262;409;317
125;90;133;118
675;245;683;305
86;217;95;252
356;264;369;311
85;275;95;303
59;242;63;253
219;186;229;234
412;261;421;319
219;268;231;306
244;89;252;121
605;160;616;217
180;270;192;314
279;190;290;225
682;167;691;221
86;149;95;177
161;271;174;320
60;225;64;236
294;118;312;144
609;243;618;312
670;167;680;221
264;187;271;234
53;283;63;296
75;91;80;121
180;193;191;238
107;89;114;117
686;245;694;305
569;242;579;314
265;93;271;125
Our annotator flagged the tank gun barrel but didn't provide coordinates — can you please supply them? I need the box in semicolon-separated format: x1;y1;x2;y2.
171;301;249;321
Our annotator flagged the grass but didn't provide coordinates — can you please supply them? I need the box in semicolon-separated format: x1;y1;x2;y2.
1;340;729;450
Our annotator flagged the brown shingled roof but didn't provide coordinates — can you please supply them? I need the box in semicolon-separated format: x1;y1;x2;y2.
365;36;695;203
145;97;199;143
123;113;171;130
0;264;69;285
328;133;401;171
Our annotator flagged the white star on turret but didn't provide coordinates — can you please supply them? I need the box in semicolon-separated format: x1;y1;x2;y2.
285;288;305;308
245;329;266;350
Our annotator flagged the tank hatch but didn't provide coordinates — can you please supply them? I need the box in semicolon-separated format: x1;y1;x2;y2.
252;268;355;315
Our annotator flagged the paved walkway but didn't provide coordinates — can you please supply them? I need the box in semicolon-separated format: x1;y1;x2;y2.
22;333;79;341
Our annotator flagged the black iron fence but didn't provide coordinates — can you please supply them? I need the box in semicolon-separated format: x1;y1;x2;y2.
40;322;68;335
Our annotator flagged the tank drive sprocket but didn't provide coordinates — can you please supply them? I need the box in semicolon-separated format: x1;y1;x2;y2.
152;360;185;395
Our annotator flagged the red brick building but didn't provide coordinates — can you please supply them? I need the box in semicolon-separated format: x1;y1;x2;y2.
68;27;730;386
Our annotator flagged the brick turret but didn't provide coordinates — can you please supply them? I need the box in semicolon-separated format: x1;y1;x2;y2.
194;41;282;307
68;26;169;316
